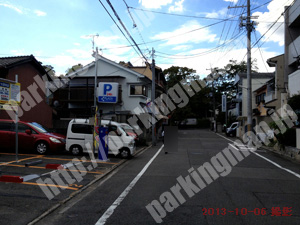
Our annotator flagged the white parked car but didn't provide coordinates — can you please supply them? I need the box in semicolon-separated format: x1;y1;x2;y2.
226;122;239;137
66;119;135;158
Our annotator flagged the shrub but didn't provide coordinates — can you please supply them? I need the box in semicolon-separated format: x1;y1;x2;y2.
269;121;296;147
282;128;296;147
197;119;210;128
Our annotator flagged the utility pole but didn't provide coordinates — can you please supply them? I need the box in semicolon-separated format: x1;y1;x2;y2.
89;34;99;159
246;0;253;134
229;0;255;134
212;80;216;133
151;48;156;146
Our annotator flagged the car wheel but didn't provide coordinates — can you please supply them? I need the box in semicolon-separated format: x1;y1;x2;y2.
119;148;131;159
70;145;82;156
35;142;48;155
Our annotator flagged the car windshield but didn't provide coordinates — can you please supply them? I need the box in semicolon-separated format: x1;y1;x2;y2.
29;122;50;133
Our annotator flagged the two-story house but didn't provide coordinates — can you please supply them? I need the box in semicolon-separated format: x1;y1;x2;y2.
285;0;300;96
52;56;166;138
252;55;288;129
233;72;275;138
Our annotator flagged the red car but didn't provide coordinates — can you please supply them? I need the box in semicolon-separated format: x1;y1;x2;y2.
0;119;66;154
120;123;139;141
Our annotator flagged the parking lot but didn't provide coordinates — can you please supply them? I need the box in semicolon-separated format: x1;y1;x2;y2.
0;146;147;224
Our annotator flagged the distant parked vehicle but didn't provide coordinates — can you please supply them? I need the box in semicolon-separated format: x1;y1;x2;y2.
0;119;66;154
120;123;139;141
180;118;197;126
226;122;239;137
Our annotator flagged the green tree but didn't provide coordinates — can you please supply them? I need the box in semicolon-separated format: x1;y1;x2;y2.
66;63;83;75
43;65;56;78
163;66;210;124
211;59;258;124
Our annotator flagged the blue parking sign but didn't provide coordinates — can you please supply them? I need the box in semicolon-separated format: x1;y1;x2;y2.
97;82;118;103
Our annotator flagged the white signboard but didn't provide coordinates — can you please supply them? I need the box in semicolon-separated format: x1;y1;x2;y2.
97;82;119;103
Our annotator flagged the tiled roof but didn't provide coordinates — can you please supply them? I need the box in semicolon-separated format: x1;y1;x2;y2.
0;55;33;68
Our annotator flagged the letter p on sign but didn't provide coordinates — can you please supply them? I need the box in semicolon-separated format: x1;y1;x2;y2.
104;84;112;95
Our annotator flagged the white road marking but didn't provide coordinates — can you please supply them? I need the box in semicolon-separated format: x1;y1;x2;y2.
216;133;300;179
228;143;255;152
95;145;164;225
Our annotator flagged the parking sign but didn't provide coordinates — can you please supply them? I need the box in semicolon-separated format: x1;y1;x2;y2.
97;82;118;103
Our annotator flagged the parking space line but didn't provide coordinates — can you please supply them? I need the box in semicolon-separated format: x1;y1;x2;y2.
42;157;118;165
0;155;44;166
4;164;104;174
22;182;79;191
0;153;39;156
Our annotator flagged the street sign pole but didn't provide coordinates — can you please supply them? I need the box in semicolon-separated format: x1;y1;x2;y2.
15;75;19;163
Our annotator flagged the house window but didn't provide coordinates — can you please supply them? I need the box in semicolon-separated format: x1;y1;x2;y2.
256;93;266;104
130;85;147;97
262;93;266;102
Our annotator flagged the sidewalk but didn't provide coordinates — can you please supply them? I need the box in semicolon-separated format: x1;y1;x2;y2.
260;144;300;163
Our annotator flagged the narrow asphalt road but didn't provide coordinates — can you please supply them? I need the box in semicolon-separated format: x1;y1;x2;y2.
35;129;300;225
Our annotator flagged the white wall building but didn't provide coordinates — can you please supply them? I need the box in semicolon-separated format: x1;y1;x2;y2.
285;0;300;96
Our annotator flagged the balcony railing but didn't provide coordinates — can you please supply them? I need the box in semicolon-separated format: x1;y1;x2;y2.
265;91;275;103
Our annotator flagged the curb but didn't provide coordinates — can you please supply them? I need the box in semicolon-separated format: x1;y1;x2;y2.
45;164;63;170
28;145;152;225
0;175;24;183
260;145;300;164
217;130;300;164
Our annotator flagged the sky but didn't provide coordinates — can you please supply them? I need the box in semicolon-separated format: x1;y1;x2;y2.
0;0;295;77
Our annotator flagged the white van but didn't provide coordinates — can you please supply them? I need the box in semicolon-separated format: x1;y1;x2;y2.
66;119;135;158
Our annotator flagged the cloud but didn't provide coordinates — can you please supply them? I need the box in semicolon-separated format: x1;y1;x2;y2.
169;0;184;13
253;0;294;46
224;0;238;4
0;3;23;14
38;54;93;76
138;0;172;9
0;2;47;17
11;49;25;55
42;33;137;75
34;10;46;17
159;47;278;77
205;8;228;18
171;45;192;51
151;20;217;46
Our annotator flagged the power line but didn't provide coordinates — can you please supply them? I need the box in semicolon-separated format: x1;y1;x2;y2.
97;0;144;61
129;1;282;23
254;31;269;72
122;0;151;55
99;1;279;52
129;6;239;21
100;14;241;51
105;0;149;62
155;31;245;59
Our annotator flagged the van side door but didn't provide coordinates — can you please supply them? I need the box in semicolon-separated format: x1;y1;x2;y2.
70;124;89;151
